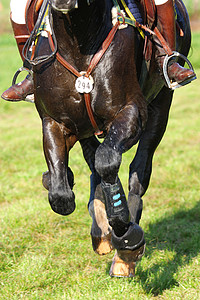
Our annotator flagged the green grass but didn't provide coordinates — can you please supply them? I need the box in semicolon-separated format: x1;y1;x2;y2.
0;0;12;34
0;31;200;299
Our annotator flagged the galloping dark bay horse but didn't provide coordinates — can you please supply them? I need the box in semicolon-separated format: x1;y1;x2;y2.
30;0;194;276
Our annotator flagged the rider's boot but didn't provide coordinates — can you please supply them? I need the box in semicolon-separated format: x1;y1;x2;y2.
1;18;34;102
155;0;196;86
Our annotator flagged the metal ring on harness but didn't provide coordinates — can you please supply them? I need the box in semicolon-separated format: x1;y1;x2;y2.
12;67;33;86
163;51;196;90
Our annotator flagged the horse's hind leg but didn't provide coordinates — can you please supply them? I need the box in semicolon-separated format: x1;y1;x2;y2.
42;116;77;215
80;137;113;255
128;87;173;224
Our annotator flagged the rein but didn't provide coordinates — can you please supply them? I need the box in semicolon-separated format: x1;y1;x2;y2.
23;0;58;66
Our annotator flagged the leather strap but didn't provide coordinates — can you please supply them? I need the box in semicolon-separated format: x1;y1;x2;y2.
153;26;173;56
25;0;42;33
86;23;119;77
36;0;43;12
143;0;156;29
25;0;36;33
84;93;101;135
56;51;81;78
49;21;120;135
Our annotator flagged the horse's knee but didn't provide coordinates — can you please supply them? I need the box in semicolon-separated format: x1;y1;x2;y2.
95;143;121;183
43;170;76;215
49;188;75;216
42;167;75;216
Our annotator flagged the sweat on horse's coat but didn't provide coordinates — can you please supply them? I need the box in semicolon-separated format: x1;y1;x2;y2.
24;0;194;277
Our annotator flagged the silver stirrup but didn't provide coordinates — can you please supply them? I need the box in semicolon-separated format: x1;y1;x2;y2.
12;67;34;103
163;51;196;90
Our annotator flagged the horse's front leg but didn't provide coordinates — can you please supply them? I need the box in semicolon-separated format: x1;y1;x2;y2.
42;116;77;215
95;102;146;276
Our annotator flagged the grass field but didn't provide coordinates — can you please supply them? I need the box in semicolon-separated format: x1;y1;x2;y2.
0;12;200;300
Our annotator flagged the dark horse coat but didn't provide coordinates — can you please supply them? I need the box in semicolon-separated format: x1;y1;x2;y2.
32;0;192;273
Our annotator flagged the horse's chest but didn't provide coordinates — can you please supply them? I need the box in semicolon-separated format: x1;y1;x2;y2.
35;35;136;136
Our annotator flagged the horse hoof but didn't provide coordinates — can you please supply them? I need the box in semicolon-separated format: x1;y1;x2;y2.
109;251;136;277
49;192;76;216
109;245;146;277
89;199;113;255
92;234;113;255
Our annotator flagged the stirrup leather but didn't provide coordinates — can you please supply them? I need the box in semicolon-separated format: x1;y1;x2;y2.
163;51;196;90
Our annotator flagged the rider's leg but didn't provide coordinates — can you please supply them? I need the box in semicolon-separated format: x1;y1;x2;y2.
155;0;196;85
1;0;34;102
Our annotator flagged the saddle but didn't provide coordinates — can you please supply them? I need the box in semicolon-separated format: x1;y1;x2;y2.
24;0;181;60
24;0;188;87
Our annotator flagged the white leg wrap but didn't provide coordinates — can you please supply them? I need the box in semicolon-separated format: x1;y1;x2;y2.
154;0;169;5
10;0;28;24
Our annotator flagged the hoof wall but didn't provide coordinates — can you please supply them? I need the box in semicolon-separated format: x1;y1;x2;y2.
109;245;145;277
109;252;136;277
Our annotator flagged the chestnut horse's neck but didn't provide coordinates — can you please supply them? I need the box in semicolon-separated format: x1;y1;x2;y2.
52;0;113;56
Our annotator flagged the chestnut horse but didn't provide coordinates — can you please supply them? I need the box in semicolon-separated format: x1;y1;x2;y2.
31;0;192;276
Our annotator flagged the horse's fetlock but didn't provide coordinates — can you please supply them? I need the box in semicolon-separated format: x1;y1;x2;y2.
111;222;145;252
48;188;75;216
